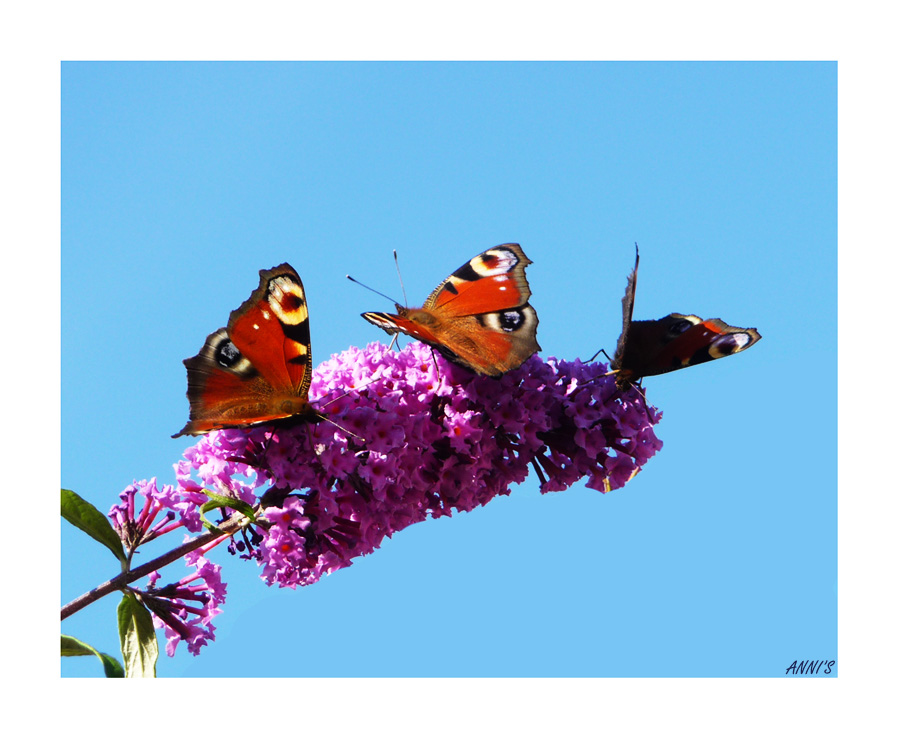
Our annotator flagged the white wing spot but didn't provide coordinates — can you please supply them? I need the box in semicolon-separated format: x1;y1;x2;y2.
732;333;752;349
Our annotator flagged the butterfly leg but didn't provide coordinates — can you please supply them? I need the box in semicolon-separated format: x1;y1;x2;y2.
318;413;366;443
304;421;322;462
428;346;444;381
587;348;613;363
630;380;650;409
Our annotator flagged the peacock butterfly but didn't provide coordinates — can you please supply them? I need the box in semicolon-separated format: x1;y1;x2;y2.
609;246;761;390
361;243;541;377
173;263;319;437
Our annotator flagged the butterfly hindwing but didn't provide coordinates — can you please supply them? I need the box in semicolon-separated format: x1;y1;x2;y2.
174;263;316;437
362;243;540;377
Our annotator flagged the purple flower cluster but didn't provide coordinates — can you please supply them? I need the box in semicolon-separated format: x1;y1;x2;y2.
177;342;663;590
109;477;203;550
109;478;227;656
105;343;661;657
144;555;226;657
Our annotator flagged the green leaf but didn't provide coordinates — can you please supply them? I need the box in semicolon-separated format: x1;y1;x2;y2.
61;634;125;678
117;592;158;678
199;489;257;531
61;489;127;566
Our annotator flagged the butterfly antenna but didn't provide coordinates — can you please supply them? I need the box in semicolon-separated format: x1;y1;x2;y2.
393;249;409;307
346;275;402;306
430;346;443;381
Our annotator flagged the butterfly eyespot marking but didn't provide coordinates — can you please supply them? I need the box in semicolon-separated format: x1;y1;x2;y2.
215;339;241;366
498;310;525;332
709;332;754;358
478;305;537;334
267;276;308;326
471;247;519;277
665;315;701;338
209;332;255;375
451;247;520;282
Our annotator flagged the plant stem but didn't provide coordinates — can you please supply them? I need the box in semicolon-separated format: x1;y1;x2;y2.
60;512;248;621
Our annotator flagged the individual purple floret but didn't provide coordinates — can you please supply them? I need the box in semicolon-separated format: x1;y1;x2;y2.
176;342;663;590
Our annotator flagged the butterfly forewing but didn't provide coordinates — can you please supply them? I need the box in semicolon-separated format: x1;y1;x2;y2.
227;264;313;397
426;244;533;315
613;246;639;370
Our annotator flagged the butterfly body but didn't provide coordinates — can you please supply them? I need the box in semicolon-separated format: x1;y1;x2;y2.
362;243;540;377
174;263;318;437
610;247;761;390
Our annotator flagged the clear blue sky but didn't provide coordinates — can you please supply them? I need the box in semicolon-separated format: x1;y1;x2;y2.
61;62;835;677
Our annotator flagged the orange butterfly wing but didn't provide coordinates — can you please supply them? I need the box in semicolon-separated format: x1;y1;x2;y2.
362;244;540;376
174;264;317;437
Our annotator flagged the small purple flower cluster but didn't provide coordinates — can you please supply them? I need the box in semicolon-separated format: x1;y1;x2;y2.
176;342;663;591
144;555;226;657
109;477;203;549
109;478;227;657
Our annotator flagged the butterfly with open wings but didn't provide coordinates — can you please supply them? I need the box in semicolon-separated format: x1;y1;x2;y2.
608;246;761;390
174;263;320;437
362;243;541;377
